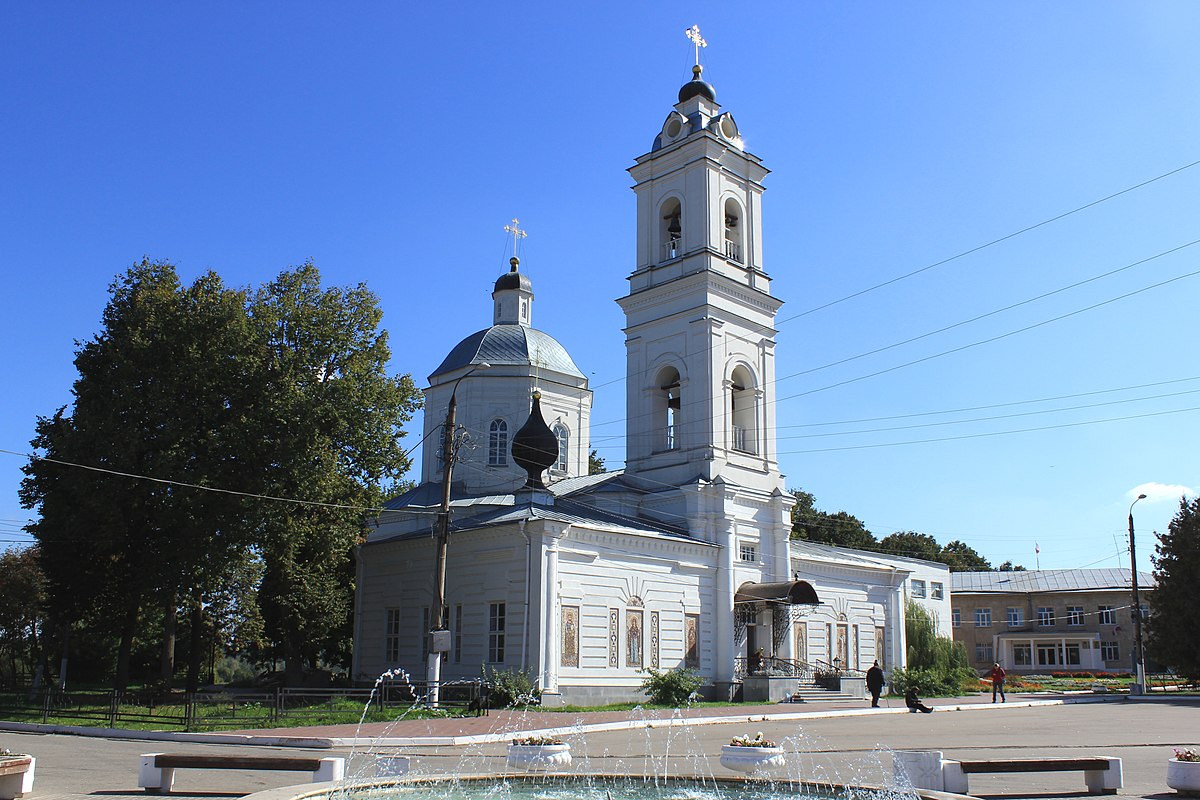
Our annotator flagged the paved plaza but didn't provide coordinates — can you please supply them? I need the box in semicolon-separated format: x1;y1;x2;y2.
2;694;1197;800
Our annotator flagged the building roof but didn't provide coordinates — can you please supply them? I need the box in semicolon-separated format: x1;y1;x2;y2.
430;324;584;381
951;569;1154;594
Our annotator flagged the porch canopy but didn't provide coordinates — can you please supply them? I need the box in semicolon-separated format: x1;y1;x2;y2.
735;580;819;605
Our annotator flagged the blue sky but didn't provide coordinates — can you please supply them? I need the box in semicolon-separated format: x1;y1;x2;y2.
2;3;1197;572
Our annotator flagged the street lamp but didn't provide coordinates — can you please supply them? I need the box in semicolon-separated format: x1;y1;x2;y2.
1128;492;1148;695
428;361;490;707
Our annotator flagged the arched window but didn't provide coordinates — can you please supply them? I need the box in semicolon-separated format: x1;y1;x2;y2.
723;198;743;263
729;365;757;454
488;419;508;466
654;366;682;451
660;198;682;262
553;423;569;472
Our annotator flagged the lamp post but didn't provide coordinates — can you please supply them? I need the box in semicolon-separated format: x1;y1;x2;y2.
427;362;489;707
1128;492;1148;695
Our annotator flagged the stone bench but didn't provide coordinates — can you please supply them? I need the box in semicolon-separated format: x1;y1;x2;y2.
138;753;344;793
894;750;1122;794
0;756;35;800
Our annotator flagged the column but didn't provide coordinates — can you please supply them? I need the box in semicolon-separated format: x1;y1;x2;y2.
541;527;567;693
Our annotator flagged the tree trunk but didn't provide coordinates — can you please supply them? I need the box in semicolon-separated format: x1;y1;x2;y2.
186;602;203;693
114;596;140;692
160;594;177;684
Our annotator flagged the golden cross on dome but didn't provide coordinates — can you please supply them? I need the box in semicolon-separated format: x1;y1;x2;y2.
685;25;707;66
504;218;528;257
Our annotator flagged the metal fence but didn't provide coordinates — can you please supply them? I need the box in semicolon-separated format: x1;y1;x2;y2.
0;680;487;731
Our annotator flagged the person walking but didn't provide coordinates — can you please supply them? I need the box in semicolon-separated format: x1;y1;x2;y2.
991;662;1007;703
866;660;885;708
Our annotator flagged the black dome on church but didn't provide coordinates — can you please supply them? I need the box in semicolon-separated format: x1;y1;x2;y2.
511;391;558;490
494;257;532;293
678;64;716;103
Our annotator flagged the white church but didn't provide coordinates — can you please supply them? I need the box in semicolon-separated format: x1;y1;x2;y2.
352;59;951;704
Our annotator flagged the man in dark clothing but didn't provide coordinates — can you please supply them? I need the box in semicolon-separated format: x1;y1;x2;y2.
905;687;934;713
866;660;885;708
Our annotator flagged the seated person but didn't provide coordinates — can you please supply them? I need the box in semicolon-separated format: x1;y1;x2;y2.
905;687;934;713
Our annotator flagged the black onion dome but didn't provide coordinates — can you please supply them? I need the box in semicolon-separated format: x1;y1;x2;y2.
511;391;558;490
493;257;533;293
678;64;716;103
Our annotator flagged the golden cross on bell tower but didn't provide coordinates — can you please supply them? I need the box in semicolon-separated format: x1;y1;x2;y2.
685;25;707;66
504;218;528;258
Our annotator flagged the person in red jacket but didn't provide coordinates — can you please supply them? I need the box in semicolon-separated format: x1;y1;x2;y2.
991;662;1007;703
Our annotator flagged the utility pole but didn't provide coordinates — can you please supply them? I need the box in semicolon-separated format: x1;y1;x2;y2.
427;363;488;707
1128;492;1147;695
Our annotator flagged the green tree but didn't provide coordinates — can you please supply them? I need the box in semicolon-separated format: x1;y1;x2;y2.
1148;496;1200;681
940;540;992;572
247;264;420;681
588;449;606;475
877;531;942;561
890;600;975;696
997;560;1026;571
789;489;876;549
0;546;47;685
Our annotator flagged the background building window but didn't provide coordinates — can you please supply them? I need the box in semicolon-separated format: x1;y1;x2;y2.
1067;606;1084;626
1037;607;1056;627
1101;641;1119;662
1007;607;1024;627
1098;605;1115;625
975;608;992;628
739;542;757;562
488;602;506;663
952;608;961;628
975;642;994;663
553;424;569;472
385;608;401;663
930;582;944;600
911;579;926;598
488;419;508;466
1013;643;1032;666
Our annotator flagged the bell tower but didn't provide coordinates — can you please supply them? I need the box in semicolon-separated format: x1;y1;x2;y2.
617;61;785;495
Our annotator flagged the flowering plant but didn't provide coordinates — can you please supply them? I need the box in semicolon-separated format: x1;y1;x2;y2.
729;732;777;748
1174;748;1200;763
511;735;565;746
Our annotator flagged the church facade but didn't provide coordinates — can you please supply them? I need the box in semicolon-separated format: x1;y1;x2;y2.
352;64;951;704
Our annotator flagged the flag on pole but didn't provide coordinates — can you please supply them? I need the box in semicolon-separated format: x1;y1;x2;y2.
1035;543;1040;554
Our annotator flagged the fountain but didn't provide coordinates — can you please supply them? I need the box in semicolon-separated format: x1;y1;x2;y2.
234;674;967;800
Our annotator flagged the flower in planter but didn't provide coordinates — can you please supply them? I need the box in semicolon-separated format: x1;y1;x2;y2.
511;735;565;746
729;732;777;748
1174;748;1200;763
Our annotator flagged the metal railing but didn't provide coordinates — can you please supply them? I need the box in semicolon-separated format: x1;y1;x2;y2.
734;656;816;683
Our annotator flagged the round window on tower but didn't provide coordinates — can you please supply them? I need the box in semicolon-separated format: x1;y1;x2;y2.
719;114;738;141
666;117;682;138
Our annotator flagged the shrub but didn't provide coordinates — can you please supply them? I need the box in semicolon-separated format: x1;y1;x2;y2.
482;665;540;707
640;667;703;706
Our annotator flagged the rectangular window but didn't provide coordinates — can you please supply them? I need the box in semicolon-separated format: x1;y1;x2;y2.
911;579;926;599
1098;605;1115;625
1013;643;1032;666
1036;643;1058;666
1007;607;1024;627
488;602;506;663
974;608;992;628
1101;641;1119;662
1065;643;1081;665
930;582;944;600
952;608;961;628
739;542;757;562
1067;606;1084;626
975;642;993;663
1037;607;1055;627
454;604;463;664
385;608;401;663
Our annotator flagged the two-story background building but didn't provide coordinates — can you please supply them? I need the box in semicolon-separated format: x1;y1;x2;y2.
950;569;1153;674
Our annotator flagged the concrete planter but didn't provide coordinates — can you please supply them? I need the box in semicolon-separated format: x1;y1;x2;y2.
741;675;797;703
1167;758;1200;794
506;744;572;771
719;745;785;774
0;756;35;800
